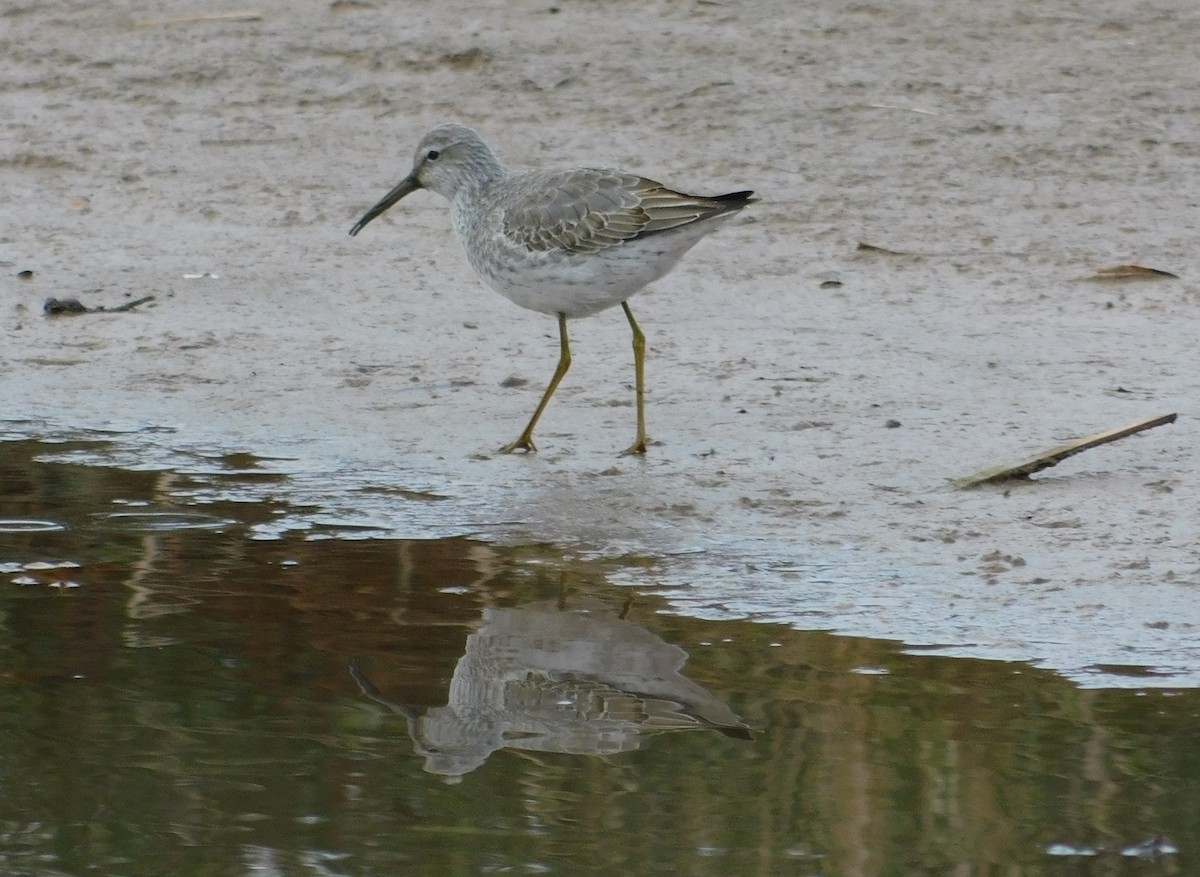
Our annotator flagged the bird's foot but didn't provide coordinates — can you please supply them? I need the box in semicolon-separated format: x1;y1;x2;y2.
619;437;648;457
499;434;538;454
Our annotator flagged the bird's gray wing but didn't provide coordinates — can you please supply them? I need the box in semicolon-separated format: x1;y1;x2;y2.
500;169;737;255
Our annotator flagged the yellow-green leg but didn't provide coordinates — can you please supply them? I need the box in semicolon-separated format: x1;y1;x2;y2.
500;312;571;454
620;301;648;456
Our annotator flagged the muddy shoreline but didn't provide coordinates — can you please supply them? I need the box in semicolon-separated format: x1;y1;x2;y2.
4;0;1198;686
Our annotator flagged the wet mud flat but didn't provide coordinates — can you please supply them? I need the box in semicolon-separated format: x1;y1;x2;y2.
3;0;1199;686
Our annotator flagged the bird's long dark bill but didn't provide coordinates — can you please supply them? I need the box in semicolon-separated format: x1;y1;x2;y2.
348;174;420;237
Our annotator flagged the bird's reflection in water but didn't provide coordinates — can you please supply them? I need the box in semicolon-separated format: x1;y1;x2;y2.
350;596;751;776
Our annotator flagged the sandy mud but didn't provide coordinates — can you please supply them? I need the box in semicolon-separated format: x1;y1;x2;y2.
3;0;1198;685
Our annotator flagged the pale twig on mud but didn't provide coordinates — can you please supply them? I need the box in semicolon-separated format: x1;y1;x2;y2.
955;413;1178;488
865;103;938;115
133;11;262;28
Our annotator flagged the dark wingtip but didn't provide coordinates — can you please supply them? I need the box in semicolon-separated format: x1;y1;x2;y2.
717;190;757;207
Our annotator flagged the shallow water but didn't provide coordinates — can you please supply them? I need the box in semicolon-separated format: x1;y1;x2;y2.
0;438;1195;875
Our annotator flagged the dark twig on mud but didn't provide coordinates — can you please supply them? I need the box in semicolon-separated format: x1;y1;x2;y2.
44;295;156;316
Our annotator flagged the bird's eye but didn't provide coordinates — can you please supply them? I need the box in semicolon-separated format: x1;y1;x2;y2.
426;149;441;161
